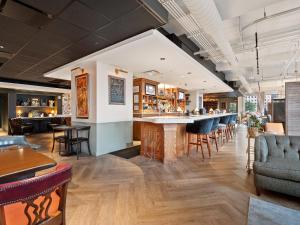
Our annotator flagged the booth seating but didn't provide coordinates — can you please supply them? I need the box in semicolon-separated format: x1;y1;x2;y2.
0;135;40;150
186;118;214;158
0;163;72;225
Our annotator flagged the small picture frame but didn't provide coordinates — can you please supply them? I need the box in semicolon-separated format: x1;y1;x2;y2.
133;94;139;103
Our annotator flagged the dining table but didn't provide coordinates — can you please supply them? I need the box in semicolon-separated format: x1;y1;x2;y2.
0;146;56;184
53;125;90;156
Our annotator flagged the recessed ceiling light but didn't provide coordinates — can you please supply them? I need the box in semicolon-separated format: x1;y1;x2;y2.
187;72;192;75
160;57;166;61
203;80;207;83
0;46;4;49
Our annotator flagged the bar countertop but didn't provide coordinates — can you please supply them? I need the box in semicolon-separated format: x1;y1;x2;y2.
133;113;236;124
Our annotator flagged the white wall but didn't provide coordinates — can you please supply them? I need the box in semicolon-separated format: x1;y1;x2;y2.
187;90;203;111
70;61;133;156
96;62;133;123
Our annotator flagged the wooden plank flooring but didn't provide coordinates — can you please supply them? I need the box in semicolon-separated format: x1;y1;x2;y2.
27;127;300;225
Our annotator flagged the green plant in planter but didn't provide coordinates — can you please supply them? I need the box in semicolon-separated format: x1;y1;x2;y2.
248;114;263;130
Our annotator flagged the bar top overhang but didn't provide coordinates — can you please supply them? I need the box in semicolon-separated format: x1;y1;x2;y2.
134;113;235;124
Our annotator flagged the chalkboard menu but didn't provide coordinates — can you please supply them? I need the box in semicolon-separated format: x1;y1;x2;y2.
109;75;125;105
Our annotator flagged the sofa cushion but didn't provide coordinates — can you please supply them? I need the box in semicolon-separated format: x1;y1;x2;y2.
254;159;300;182
263;135;300;161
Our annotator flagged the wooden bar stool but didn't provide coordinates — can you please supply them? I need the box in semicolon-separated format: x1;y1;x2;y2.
210;117;221;152
218;115;231;144
228;114;237;137
186;118;214;158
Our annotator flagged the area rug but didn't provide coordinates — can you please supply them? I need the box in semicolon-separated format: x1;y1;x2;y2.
247;197;300;225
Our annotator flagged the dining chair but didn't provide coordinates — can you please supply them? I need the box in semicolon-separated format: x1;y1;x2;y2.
265;122;284;135
51;128;67;154
8;118;33;136
70;126;92;160
0;163;72;225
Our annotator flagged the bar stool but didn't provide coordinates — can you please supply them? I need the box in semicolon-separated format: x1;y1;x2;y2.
210;117;221;152
218;116;230;144
228;114;237;137
186;118;214;158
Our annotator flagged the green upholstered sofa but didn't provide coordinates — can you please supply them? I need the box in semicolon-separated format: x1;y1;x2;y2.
254;135;300;197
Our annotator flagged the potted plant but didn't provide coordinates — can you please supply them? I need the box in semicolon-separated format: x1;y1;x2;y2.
248;114;262;138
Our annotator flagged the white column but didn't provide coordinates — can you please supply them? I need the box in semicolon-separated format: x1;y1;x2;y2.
70;61;133;156
187;90;203;111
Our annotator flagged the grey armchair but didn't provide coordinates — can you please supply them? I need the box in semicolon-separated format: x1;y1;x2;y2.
0;135;41;150
254;135;300;197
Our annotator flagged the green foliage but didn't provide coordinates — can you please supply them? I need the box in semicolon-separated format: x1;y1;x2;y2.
248;115;262;129
245;101;256;112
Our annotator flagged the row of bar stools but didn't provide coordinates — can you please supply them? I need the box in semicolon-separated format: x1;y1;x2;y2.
186;118;214;158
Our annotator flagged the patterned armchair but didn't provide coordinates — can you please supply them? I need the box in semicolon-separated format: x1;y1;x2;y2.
0;163;72;225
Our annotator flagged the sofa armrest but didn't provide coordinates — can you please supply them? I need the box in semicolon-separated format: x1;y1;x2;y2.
255;135;269;162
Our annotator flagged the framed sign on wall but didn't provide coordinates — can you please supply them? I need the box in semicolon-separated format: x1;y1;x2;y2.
75;73;89;118
145;83;156;95
109;75;126;105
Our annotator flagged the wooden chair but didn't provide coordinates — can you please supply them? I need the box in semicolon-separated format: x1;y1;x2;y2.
70;126;92;160
0;163;72;225
8;118;33;135
51;128;67;154
265;122;285;135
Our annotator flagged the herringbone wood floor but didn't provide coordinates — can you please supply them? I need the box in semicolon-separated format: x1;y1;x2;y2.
28;127;300;225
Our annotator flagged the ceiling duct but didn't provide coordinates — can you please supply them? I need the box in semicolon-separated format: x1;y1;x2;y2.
182;0;237;66
158;0;252;93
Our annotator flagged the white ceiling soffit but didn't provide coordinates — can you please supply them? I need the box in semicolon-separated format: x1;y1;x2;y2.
44;29;232;93
213;0;284;20
0;82;70;93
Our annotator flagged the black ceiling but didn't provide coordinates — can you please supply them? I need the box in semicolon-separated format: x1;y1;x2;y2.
0;0;166;88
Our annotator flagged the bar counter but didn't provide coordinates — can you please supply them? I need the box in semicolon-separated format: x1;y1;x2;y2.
133;113;235;164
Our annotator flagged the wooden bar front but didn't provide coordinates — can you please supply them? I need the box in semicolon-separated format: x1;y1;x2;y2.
140;122;186;164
